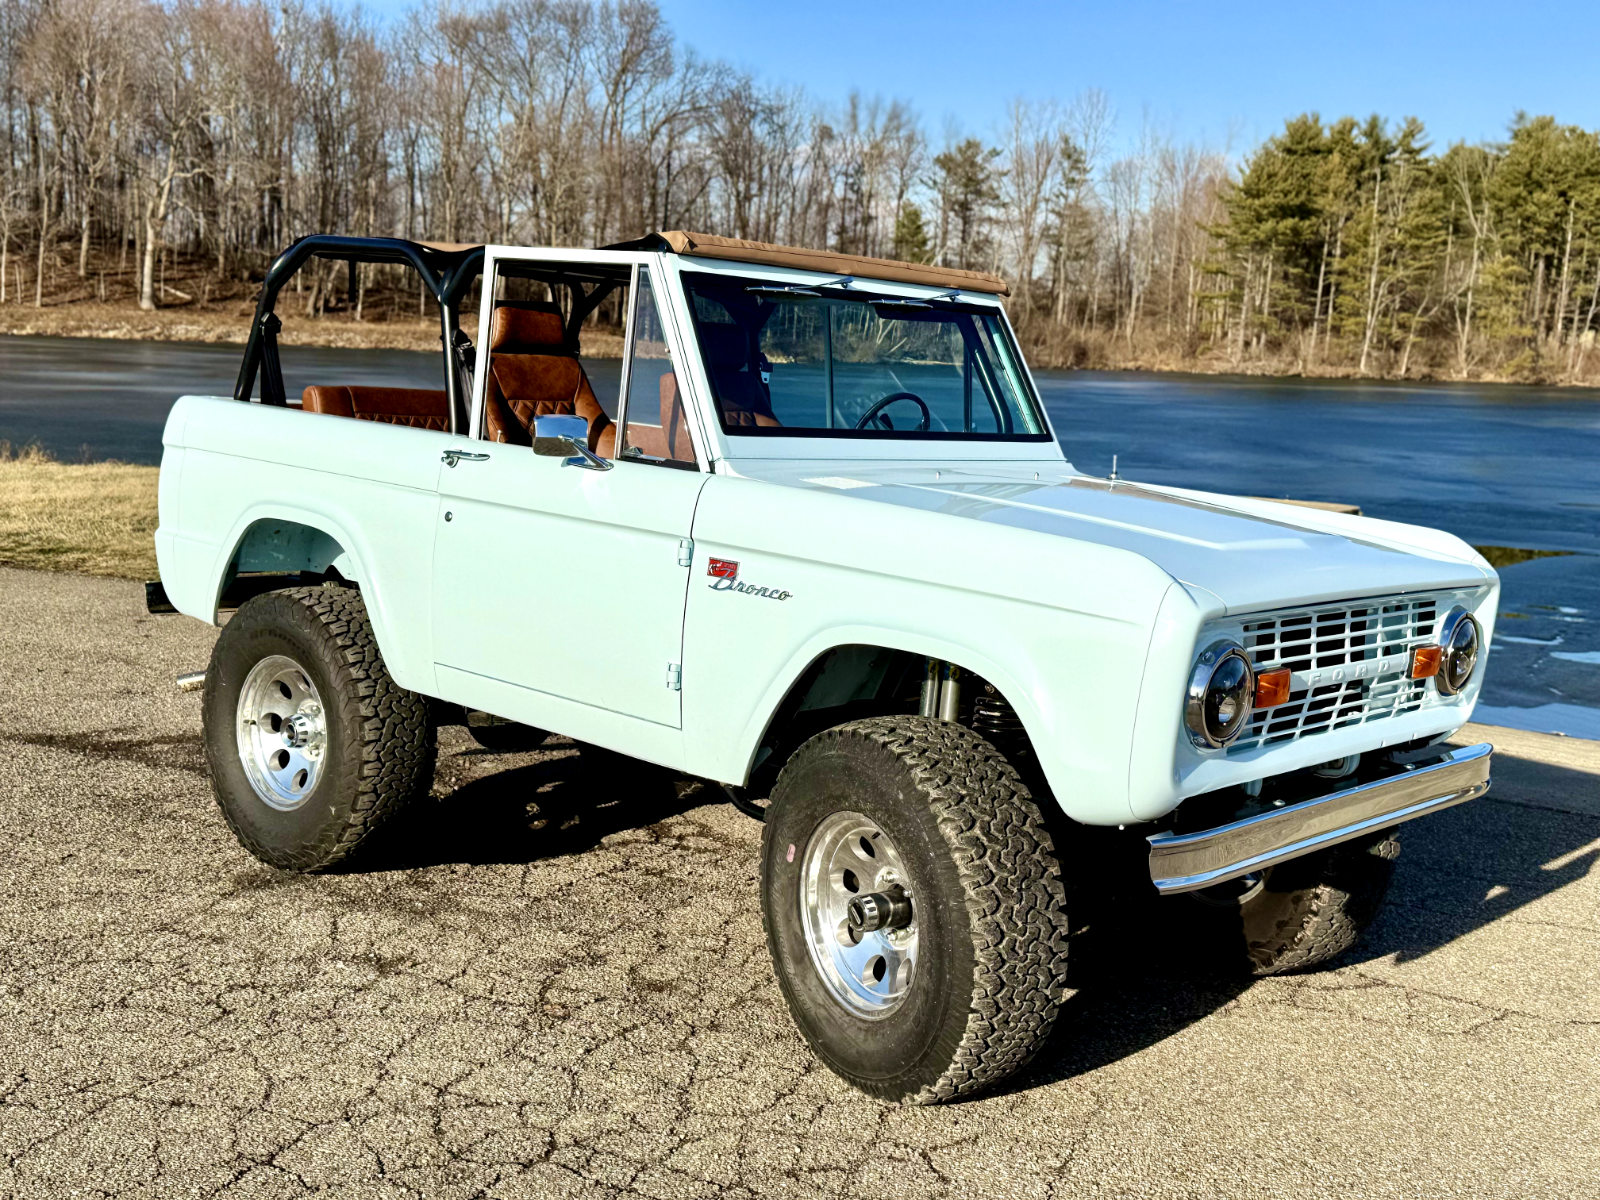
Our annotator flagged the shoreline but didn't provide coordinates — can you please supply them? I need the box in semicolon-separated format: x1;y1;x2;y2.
3;306;1598;392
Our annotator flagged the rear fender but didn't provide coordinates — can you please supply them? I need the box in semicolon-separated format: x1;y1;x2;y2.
207;506;431;696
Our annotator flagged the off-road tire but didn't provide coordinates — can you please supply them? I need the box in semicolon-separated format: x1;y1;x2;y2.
202;586;436;872
466;721;548;753
760;716;1070;1104
1189;829;1401;976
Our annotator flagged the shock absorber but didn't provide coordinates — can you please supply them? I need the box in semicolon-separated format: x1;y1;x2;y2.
919;658;962;720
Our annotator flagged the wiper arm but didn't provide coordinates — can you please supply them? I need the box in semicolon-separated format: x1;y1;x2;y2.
745;284;820;299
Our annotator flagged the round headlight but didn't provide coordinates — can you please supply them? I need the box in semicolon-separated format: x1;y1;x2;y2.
1185;641;1255;750
1436;607;1481;696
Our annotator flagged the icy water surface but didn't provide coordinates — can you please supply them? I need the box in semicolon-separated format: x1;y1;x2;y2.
2;336;1595;733
1035;370;1600;737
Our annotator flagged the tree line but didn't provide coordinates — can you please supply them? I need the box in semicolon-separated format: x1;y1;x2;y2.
3;0;1598;383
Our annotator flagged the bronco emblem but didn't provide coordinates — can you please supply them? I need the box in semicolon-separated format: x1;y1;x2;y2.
706;558;792;601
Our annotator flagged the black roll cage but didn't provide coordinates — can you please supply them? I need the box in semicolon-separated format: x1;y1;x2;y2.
233;235;485;434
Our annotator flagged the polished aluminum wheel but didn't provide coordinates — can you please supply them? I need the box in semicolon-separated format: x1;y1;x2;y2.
800;810;918;1018
236;655;327;811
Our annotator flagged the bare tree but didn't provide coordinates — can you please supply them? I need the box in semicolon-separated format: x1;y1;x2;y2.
1;0;1593;383
998;98;1065;327
131;0;207;309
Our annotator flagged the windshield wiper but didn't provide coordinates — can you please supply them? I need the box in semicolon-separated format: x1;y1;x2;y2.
745;284;820;299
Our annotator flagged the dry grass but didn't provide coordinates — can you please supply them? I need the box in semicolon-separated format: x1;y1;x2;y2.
0;443;159;580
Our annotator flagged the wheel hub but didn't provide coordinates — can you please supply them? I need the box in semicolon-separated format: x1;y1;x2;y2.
281;709;320;749
236;656;328;811
846;887;913;934
800;811;918;1018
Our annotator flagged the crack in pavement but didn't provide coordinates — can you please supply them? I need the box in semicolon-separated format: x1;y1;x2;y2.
1;567;1597;1198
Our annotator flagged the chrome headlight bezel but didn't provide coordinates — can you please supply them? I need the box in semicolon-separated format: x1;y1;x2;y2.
1435;606;1482;696
1185;640;1256;751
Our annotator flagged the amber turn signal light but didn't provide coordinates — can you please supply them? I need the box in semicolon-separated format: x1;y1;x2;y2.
1254;668;1292;709
1410;645;1442;679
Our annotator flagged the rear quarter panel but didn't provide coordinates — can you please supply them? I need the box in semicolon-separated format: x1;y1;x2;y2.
155;395;448;695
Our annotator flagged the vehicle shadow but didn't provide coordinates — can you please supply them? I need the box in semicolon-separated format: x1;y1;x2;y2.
1346;745;1598;965
984;826;1256;1099
346;734;1596;1095
353;737;713;871
991;745;1598;1098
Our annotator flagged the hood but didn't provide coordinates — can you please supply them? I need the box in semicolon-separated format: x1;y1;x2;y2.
734;461;1492;614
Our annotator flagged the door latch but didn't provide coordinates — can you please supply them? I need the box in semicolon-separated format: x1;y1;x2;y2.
677;537;694;567
442;449;490;467
666;663;682;691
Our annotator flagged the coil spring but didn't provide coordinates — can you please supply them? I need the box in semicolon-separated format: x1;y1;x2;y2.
970;684;1030;764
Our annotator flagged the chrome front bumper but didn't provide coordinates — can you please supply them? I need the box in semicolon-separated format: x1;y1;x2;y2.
1148;743;1492;894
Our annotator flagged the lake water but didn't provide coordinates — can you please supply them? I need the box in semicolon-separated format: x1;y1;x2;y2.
2;333;1596;734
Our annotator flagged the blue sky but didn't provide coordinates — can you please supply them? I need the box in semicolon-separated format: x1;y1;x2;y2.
660;0;1600;153
370;0;1600;158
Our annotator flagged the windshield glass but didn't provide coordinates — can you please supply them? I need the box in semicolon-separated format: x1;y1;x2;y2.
680;272;1049;440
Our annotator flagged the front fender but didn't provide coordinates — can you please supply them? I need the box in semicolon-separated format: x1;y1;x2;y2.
681;474;1178;826
682;607;1156;827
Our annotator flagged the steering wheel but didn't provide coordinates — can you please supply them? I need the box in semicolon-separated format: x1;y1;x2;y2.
855;391;931;432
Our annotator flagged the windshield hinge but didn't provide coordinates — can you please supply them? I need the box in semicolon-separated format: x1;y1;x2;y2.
677;537;694;567
666;662;682;691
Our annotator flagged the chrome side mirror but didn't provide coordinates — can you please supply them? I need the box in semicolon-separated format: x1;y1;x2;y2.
533;414;611;471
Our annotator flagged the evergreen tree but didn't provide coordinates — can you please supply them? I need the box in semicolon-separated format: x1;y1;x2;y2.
932;138;1001;271
1489;116;1600;366
892;200;932;263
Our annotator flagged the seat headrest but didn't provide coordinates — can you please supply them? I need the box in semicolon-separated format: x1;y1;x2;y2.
490;302;568;353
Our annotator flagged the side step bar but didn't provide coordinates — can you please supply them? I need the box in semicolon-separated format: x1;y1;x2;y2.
1148;743;1492;894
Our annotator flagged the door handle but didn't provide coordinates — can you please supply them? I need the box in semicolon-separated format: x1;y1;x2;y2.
442;449;491;467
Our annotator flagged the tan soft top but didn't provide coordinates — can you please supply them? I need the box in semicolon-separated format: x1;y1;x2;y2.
650;231;1009;297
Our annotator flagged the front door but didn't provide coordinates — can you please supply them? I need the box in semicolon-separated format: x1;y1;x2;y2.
430;253;706;732
431;450;704;728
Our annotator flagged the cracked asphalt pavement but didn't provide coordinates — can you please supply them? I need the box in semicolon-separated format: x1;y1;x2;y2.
2;566;1597;1199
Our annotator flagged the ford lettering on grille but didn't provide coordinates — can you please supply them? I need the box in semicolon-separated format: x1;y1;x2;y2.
1226;594;1448;754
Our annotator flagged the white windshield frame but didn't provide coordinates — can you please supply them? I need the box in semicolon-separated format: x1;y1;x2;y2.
655;254;1065;466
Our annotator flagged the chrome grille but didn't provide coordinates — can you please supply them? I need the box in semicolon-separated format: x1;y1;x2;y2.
1227;595;1440;754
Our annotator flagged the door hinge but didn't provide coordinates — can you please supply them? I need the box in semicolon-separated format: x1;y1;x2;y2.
666;662;682;691
677;537;694;567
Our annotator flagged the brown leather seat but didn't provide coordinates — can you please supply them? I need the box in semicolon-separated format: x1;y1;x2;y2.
301;385;449;430
699;324;780;428
658;373;693;459
482;302;613;455
615;372;683;461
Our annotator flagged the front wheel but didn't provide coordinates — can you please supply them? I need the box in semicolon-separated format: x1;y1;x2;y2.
202;586;436;872
760;716;1069;1104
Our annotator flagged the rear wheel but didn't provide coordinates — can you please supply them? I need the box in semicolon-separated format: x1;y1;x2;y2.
760;716;1069;1104
202;586;436;872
